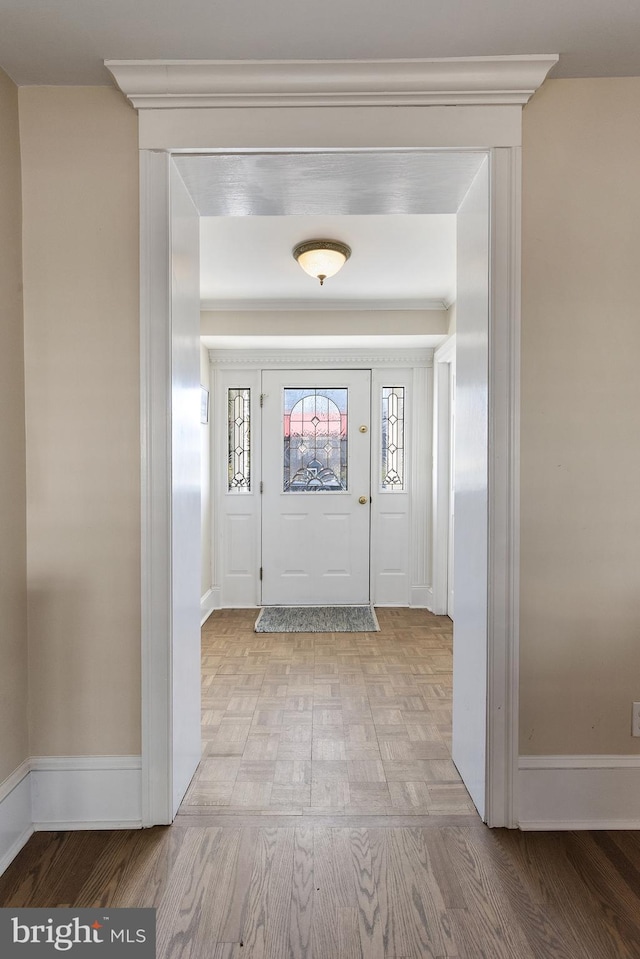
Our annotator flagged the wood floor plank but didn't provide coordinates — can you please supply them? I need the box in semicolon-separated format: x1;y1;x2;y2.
212;944;242;959
417;828;466;909
0;831;76;905
288;826;314;959
76;826;177;909
439;827;538;959
459;827;584;959
4;831;123;908
563;832;640;958
239;827;295;959
495;831;639;959
330;828;358;908
348;828;385;959
191;828;247;958
336;907;362;959
393;827;460;957
216;827;259;943
310;827;339;959
369;827;443;958
591;831;640;893
155;827;222;959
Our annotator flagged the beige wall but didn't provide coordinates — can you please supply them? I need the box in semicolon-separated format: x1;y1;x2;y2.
0;68;29;782
520;78;640;755
13;77;640;765
200;309;449;338
19;87;141;756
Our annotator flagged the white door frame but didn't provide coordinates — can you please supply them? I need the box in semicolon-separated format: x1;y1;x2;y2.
432;335;456;616
122;56;557;828
210;350;430;611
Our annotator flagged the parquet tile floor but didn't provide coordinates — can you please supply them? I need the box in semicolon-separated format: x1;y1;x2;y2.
181;607;476;817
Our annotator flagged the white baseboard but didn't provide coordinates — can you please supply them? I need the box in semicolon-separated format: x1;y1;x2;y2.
0;761;33;876
31;756;143;831
201;587;220;624
518;755;640;830
410;585;433;608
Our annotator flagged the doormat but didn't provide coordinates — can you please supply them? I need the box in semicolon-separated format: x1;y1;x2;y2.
255;605;380;633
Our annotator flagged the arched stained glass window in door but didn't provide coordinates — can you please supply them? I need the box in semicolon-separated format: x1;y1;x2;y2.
283;387;348;492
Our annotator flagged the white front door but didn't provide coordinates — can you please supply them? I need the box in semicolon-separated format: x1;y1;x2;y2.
261;369;371;605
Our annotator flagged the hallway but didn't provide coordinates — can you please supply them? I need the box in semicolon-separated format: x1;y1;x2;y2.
183;607;474;816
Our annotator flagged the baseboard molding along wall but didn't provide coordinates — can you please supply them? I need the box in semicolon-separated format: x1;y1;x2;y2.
201;587;220;624
0;760;33;878
31;756;143;831
0;756;143;876
410;585;433;609
518;755;640;830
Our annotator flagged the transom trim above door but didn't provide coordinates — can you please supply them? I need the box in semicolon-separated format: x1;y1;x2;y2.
207;347;435;368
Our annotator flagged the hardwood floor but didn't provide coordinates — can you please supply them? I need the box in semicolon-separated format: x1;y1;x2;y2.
2;822;640;957
185;607;474;816
2;608;640;957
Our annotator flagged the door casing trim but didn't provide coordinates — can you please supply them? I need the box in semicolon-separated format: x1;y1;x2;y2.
139;117;524;827
210;355;431;610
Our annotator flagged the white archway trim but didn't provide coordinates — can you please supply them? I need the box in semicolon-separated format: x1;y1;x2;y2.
432;334;456;618
139;146;521;827
129;57;554;829
486;146;522;828
106;56;558;110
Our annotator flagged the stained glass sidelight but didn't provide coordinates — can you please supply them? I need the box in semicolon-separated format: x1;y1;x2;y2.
381;386;405;490
283;388;348;492
228;388;251;491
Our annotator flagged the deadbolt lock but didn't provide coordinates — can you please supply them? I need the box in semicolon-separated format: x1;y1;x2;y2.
359;425;368;433
358;496;368;505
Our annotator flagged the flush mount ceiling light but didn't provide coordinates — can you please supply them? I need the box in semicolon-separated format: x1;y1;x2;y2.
293;239;351;286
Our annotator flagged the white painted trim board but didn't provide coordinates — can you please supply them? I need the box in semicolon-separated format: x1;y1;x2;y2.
200;587;219;624
518;755;640;830
142;147;520;828
106;56;559;110
208;348;435;368
0;761;33;878
30;756;142;831
0;757;144;877
132;57;553;827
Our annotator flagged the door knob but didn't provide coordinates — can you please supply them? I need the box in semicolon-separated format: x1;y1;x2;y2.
358;496;368;505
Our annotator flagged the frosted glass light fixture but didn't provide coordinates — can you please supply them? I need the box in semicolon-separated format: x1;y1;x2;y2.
293;239;351;286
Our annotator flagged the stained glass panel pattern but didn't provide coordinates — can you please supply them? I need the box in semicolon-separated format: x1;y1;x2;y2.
283;388;348;492
228;388;251;491
381;386;405;491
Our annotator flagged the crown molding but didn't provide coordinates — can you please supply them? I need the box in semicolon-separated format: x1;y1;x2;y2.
208;347;434;368
200;297;449;312
105;56;558;110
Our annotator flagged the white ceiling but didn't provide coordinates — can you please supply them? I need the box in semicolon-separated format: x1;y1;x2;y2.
1;0;640;85
179;151;476;310
175;152;487;218
200;214;456;310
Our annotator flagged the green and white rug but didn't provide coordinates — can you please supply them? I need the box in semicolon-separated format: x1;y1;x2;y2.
255;605;380;633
